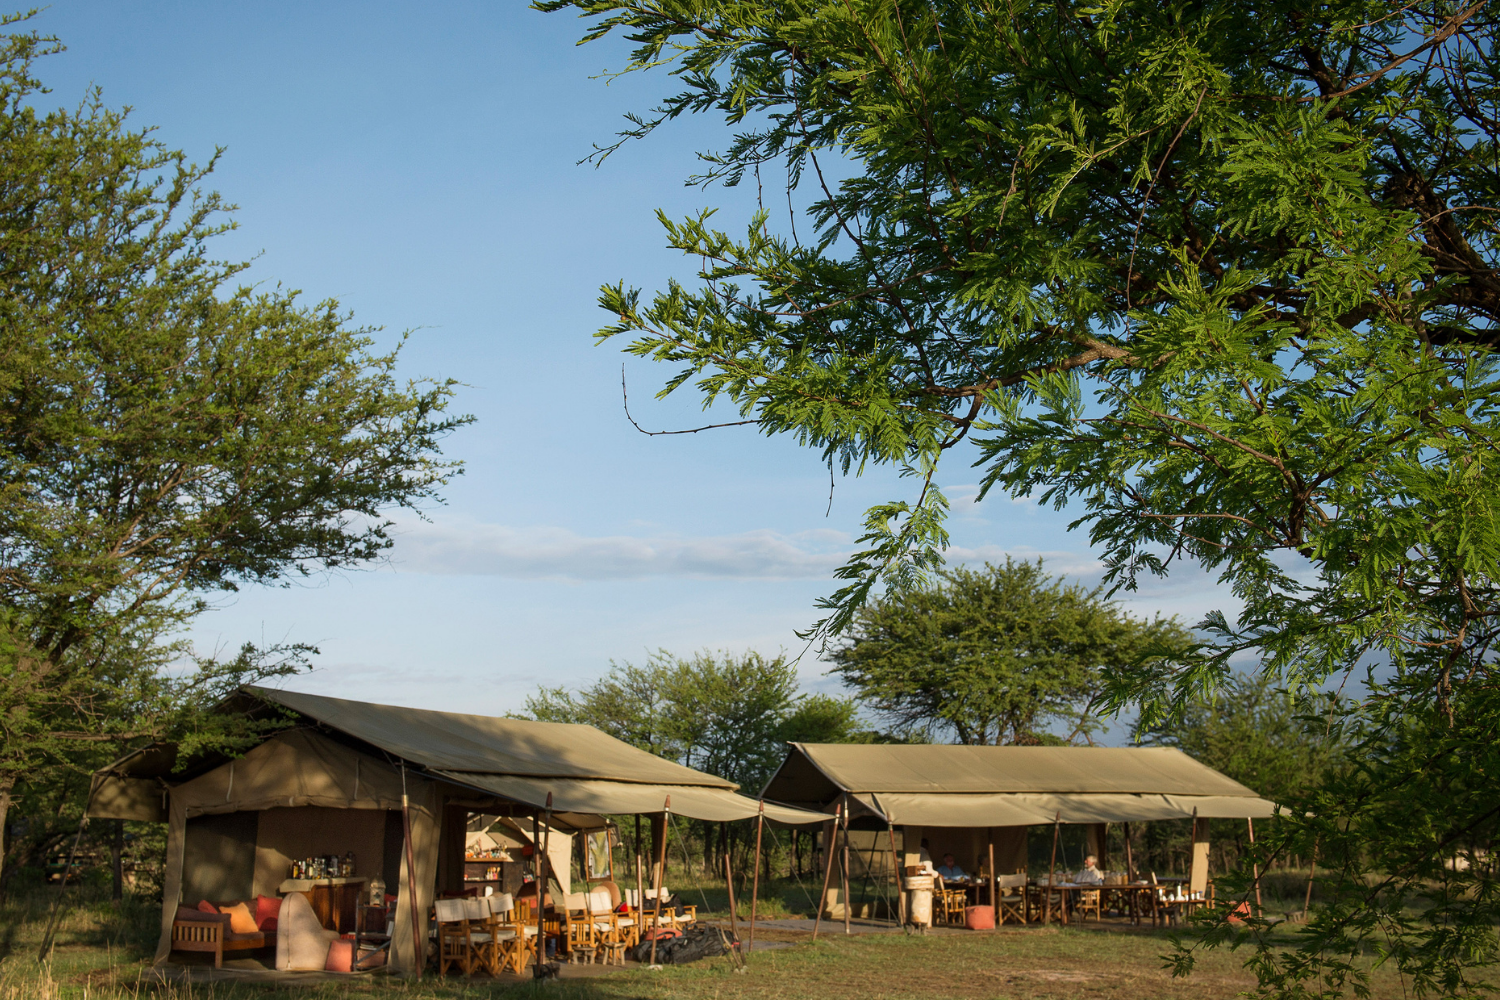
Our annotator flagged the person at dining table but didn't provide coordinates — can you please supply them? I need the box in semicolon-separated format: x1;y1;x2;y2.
1076;854;1105;884
936;853;968;881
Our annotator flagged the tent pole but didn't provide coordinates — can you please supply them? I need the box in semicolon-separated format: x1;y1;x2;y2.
648;796;670;967
988;840;997;923
1045;810;1061;925
36;815;88;962
400;765;422;980
634;839;645;947
1303;835;1318;918
534;792;553;975
747;800;764;957
841;797;851;935
1123;821;1136;924
724;851;740;944
811;803;840;941
1247;818;1263;915
888;823;905;928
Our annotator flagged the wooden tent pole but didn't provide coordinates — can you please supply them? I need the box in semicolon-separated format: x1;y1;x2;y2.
1123;821;1137;923
988;840;997;920
534;792;552;974
841;798;851;935
1303;835;1319;918
648;796;670;967
1247;818;1263;915
812;803;840;941
635;814;642;880
1045;810;1061;925
888;823;906;927
724;851;740;944
400;764;423;979
747;800;764;957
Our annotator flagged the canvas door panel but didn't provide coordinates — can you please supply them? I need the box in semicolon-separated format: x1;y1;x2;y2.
182;811;258;904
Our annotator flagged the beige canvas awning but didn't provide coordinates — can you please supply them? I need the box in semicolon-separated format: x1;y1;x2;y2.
764;744;1279;825
435;770;828;825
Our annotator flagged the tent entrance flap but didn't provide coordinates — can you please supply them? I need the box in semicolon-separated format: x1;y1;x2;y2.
432;771;827;825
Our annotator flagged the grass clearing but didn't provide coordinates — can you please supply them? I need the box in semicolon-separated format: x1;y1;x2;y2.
0;884;1420;999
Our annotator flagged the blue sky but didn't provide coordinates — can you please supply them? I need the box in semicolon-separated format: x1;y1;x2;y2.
35;2;1238;731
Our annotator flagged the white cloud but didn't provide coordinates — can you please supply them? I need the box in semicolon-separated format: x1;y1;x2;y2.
388;518;854;581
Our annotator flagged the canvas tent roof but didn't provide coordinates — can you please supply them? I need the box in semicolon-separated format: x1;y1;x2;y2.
762;744;1278;824
244;686;733;787
230;686;826;825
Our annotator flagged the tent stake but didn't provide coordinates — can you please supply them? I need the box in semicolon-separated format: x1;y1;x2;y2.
841;799;851;935
649;796;670;967
747;799;764;957
1045;810;1061;925
887;823;905;927
811;802;840;941
400;765;422;979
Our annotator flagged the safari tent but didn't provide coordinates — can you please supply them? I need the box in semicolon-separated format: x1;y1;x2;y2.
760;743;1279;912
88;686;825;975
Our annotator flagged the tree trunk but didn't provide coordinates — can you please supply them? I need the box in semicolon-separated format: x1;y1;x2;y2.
111;819;124;902
0;774;12;894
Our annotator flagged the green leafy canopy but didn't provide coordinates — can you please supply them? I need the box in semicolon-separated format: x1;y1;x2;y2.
540;0;1500;993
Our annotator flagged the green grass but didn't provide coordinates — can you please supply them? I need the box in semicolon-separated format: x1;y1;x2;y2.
0;882;1420;999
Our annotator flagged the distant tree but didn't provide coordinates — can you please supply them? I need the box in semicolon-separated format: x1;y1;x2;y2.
0;23;468;883
831;559;1192;745
525;648;868;788
1133;672;1345;806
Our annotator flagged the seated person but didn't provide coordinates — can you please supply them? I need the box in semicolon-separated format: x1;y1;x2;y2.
1076;854;1105;884
936;853;968;881
917;838;937;875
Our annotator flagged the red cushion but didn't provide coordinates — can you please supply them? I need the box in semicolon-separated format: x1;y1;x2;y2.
260;917;278;933
196;899;219;914
255;894;282;930
324;938;354;972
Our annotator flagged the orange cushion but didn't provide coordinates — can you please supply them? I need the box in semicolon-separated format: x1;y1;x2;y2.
220;901;259;935
324;938;354;972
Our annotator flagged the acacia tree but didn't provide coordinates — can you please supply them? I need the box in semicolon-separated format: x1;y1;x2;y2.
832;559;1189;744
0;24;468;878
542;0;1500;993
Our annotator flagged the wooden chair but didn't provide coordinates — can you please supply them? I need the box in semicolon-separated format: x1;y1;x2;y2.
434;898;476;976
993;873;1028;925
597;880;639;948
480;893;528;975
1075;888;1102;922
562;901;597;964
933;876;966;925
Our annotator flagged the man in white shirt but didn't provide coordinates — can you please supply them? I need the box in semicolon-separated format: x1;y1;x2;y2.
936;853;968;881
1076;854;1105;884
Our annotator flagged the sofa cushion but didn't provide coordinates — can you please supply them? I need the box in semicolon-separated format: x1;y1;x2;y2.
255;894;282;930
196;899;219;915
220;901;259;934
177;905;228;926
